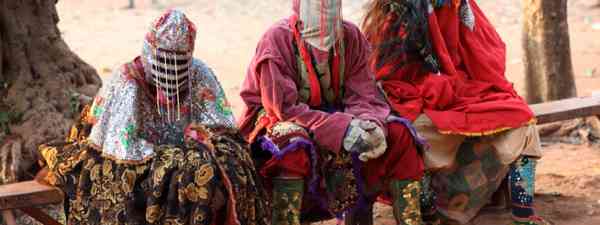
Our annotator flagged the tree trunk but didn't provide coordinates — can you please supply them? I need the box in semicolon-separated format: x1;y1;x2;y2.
0;0;101;183
522;0;577;104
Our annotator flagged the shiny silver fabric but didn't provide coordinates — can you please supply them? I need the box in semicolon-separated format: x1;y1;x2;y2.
141;9;197;120
88;59;236;162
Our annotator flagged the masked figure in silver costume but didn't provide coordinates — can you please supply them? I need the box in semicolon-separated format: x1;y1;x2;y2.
35;9;269;225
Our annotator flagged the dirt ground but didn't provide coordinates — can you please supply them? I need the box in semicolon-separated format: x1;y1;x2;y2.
53;0;600;224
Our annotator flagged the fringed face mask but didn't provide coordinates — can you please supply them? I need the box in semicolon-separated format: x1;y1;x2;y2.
148;49;191;98
293;0;343;52
142;9;196;122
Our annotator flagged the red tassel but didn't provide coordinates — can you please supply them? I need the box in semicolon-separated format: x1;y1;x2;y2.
332;42;341;101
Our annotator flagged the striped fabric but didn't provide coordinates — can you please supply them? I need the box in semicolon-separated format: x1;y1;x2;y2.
141;9;196;98
293;0;343;51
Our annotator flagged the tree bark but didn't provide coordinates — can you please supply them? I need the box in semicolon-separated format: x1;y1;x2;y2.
522;0;577;104
0;0;101;183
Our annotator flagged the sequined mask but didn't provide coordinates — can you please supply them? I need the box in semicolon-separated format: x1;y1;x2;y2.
86;9;236;162
142;9;196;122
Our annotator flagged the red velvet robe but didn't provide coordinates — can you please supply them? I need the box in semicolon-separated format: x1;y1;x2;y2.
376;0;534;135
239;18;423;195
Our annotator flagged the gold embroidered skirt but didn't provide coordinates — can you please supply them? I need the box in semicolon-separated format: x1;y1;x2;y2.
38;121;269;225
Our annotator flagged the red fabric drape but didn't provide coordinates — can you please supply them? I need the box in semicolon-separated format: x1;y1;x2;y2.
377;1;534;135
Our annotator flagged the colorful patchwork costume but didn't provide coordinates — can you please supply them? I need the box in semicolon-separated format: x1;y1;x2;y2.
37;9;269;225
362;0;547;224
239;0;425;224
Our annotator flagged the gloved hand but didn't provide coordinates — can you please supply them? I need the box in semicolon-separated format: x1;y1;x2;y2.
343;119;387;162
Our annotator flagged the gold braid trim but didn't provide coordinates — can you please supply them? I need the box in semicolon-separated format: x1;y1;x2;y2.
437;118;537;137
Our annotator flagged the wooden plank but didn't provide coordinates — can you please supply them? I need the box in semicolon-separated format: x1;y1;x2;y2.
0;181;62;210
531;95;600;124
20;207;62;225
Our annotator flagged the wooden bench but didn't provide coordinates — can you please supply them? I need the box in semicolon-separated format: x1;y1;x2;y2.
488;95;600;211
1;96;599;225
530;95;600;125
0;181;63;225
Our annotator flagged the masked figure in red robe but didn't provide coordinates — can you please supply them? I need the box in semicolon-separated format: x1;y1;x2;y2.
363;0;548;224
239;0;425;224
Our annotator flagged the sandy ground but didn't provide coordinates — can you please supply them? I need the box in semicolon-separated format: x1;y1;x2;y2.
54;0;600;224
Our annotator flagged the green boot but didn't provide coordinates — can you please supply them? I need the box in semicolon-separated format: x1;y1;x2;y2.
272;178;304;225
390;180;422;225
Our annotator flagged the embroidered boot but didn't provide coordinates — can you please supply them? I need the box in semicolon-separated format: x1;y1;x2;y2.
509;157;549;225
272;178;304;225
390;180;422;225
420;172;441;225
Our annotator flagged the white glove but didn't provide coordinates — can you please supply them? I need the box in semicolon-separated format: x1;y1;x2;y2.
343;119;369;152
358;125;387;162
343;119;387;161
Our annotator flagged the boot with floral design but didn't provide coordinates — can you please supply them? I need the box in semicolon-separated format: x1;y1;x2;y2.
420;172;441;225
390;180;422;225
272;178;304;225
509;157;549;225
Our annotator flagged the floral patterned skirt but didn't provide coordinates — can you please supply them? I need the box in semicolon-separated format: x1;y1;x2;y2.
39;122;269;225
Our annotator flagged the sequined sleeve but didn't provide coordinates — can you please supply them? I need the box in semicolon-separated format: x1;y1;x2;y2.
188;59;236;129
87;68;155;162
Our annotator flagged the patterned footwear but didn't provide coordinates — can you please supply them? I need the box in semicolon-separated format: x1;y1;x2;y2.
420;172;440;225
509;157;537;218
272;178;304;225
509;157;549;225
511;215;551;225
390;180;422;225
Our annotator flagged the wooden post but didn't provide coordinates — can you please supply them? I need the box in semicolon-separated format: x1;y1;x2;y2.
522;0;577;104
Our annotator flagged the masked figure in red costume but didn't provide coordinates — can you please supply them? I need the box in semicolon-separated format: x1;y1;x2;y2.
239;0;426;224
363;0;548;224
